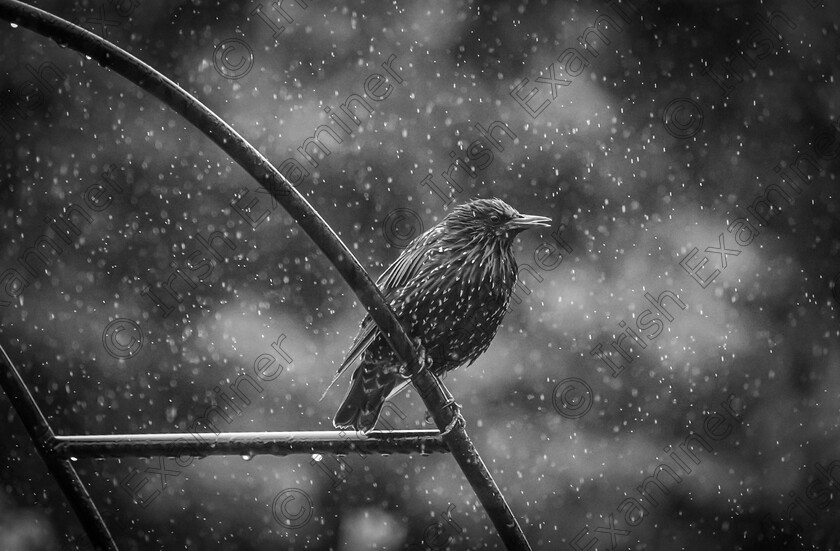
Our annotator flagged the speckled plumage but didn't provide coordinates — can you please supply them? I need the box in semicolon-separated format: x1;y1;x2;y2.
331;198;551;432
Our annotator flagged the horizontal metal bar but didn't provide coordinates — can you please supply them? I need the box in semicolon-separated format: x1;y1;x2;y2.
52;430;448;458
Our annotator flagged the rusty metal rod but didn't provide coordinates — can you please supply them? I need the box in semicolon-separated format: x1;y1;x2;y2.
0;2;532;549
0;344;118;551
53;430;448;458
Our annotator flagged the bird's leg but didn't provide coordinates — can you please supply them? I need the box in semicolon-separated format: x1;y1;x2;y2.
413;337;429;371
402;337;429;378
437;375;455;403
422;380;464;434
406;339;463;434
405;337;437;426
435;372;465;436
435;371;462;411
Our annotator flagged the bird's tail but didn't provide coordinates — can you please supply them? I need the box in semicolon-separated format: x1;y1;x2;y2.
319;369;345;402
333;362;399;433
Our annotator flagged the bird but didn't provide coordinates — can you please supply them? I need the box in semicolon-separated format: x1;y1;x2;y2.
327;198;552;433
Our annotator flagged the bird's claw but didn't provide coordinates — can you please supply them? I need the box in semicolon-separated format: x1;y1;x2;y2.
413;337;430;370
439;399;464;436
424;398;464;435
402;337;430;377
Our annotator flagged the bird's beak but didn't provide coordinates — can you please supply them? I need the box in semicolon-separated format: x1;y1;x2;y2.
505;213;552;231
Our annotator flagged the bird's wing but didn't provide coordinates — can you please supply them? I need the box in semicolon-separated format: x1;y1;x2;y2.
321;225;444;400
375;224;443;293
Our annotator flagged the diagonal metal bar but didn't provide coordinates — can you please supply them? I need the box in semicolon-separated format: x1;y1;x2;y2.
0;2;532;549
0;343;118;551
53;430;448;458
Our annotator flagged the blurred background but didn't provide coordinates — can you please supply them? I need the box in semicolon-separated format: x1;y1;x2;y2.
1;0;839;549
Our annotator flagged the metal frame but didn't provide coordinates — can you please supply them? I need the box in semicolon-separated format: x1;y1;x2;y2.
0;1;533;549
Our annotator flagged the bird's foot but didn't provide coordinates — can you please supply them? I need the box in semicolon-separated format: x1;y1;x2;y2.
439;399;464;436
401;337;430;377
413;337;430;370
423;398;464;435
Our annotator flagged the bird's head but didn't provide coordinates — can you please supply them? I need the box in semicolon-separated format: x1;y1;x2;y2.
444;198;552;244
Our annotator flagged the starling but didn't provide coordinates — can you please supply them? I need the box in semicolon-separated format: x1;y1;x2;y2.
329;198;551;432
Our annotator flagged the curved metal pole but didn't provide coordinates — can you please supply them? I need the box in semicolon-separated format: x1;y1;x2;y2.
0;2;532;549
0;344;117;551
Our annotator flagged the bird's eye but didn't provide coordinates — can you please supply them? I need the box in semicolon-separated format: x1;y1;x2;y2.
490;215;500;223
